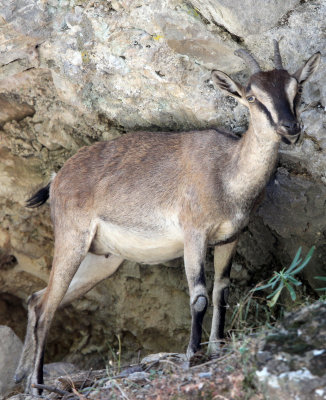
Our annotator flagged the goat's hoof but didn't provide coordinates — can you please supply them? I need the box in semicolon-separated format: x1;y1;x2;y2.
189;350;210;367
207;342;220;357
186;347;195;360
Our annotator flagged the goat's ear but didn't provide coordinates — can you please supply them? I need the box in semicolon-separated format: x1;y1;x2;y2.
211;70;244;100
293;52;321;84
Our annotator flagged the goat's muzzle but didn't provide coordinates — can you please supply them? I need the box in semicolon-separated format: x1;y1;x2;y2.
277;121;301;145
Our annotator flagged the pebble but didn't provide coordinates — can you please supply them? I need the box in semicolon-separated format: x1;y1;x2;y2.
128;371;150;381
198;371;212;379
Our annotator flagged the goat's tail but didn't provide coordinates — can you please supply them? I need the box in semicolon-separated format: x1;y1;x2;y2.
26;182;50;208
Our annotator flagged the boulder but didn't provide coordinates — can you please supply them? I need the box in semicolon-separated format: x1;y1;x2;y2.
256;301;326;400
0;326;22;397
190;0;301;37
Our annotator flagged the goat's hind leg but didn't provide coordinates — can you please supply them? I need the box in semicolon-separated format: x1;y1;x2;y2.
15;228;94;394
24;254;124;313
15;253;123;392
59;253;124;307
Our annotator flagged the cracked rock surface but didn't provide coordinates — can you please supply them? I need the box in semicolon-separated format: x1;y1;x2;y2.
0;0;325;369
256;301;326;400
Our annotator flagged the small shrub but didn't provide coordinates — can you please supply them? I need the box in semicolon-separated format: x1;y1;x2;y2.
252;246;315;307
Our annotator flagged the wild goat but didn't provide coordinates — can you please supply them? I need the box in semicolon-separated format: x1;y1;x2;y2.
15;41;320;393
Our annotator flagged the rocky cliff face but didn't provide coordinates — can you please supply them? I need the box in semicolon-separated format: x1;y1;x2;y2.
0;0;325;367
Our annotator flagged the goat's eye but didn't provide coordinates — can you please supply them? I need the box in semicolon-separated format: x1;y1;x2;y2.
298;87;303;94
247;96;255;103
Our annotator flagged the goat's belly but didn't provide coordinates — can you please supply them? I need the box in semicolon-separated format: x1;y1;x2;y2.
91;221;184;264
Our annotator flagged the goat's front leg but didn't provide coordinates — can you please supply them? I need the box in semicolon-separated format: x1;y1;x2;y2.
208;240;237;356
184;230;208;359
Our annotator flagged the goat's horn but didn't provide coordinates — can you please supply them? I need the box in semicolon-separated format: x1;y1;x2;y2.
234;49;261;74
273;39;283;70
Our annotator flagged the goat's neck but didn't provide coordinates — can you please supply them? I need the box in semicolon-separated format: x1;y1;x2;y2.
227;120;280;204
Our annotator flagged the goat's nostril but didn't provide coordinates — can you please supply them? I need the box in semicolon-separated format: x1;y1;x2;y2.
282;121;300;131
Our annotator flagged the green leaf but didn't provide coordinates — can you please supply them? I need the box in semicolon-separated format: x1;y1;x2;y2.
315;276;326;281
244;296;252;320
286;247;302;273
267;289;282;307
251;275;279;292
230;304;240;325
269;274;279;283
270;275;281;288
316;287;326;291
266;282;284;299
286;276;302;286
290;246;315;275
251;282;274;292
284;281;296;301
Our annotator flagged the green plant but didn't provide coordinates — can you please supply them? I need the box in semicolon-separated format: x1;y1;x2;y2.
314;276;326;292
252;246;315;307
99;334;123;377
108;334;122;374
229;288;274;331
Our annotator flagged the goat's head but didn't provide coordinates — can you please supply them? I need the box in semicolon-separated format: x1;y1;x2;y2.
212;40;321;144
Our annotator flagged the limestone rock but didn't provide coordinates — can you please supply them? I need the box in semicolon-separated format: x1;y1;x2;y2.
0;325;22;397
190;0;300;37
0;94;35;128
152;9;243;71
254;169;326;290
43;362;78;380
255;301;326;400
141;352;187;364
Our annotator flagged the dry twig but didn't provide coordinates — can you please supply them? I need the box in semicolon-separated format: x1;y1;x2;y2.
32;383;71;396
